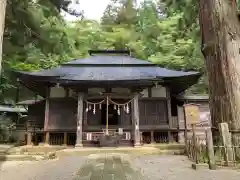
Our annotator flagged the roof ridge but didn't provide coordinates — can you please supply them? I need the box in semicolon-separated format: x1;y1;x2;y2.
63;55;153;65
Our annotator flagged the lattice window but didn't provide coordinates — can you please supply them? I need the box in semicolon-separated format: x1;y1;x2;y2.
139;99;168;125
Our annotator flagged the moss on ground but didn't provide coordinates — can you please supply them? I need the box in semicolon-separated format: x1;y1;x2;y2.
73;154;146;180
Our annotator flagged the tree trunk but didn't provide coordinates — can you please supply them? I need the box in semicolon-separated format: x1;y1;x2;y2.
0;0;7;74
199;0;240;152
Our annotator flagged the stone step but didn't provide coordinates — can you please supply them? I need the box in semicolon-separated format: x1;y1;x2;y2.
56;146;185;157
143;143;185;150
0;154;45;161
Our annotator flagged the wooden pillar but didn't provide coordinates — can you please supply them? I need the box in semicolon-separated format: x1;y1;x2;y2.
177;105;185;143
63;132;67;146
133;94;141;147
131;101;135;144
183;104;188;152
106;96;109;135
166;87;173;142
150;131;155;144
44;86;50;145
83;101;88;126
27;131;32;145
26;120;31;145
168;131;174;143
45;132;50;145
75;92;84;147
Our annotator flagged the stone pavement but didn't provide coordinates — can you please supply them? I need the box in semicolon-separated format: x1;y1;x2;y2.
1;154;240;180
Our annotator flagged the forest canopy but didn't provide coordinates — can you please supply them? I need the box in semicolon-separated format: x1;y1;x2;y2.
1;0;206;103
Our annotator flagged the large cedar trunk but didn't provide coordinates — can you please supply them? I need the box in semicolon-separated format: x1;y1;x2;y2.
0;0;7;74
199;0;240;149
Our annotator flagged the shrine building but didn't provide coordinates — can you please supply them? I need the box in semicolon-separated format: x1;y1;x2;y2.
14;50;202;147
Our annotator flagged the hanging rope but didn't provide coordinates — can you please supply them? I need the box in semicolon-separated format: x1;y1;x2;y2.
108;97;134;106
84;99;105;114
84;99;105;105
84;96;133;115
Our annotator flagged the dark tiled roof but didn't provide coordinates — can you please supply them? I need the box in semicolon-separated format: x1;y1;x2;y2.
24;66;199;81
14;53;202;95
64;55;153;65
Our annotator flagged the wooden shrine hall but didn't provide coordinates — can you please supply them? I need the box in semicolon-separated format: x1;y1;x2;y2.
14;50;201;147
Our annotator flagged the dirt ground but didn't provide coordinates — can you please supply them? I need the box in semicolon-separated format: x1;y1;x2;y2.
1;154;240;180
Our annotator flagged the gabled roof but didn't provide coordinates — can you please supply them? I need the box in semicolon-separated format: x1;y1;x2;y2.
14;50;202;96
19;66;199;81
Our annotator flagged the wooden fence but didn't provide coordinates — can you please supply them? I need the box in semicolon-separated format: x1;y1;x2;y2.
186;123;240;169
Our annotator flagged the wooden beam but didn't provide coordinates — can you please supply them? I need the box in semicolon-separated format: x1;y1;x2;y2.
85;92;137;100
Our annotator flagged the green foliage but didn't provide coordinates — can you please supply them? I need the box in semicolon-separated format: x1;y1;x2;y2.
1;0;206;102
0;113;16;142
101;0;137;25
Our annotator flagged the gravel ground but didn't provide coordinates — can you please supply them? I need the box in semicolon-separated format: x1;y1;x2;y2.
1;155;240;180
132;155;240;180
0;157;86;180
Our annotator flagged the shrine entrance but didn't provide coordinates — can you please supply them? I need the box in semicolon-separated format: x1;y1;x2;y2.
101;104;119;126
85;95;131;135
84;95;133;146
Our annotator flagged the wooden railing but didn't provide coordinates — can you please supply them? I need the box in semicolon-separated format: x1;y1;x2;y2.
49;133;64;145
83;131;131;141
154;132;169;143
47;131;132;146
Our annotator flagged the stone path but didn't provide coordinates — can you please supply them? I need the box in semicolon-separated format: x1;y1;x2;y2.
1;154;240;180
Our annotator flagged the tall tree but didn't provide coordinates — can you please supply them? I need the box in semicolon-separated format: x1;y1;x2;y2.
101;0;137;25
199;0;240;147
0;0;208;103
0;0;7;74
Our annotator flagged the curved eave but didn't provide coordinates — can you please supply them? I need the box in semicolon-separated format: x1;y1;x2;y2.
13;70;202;95
13;71;58;97
13;70;60;80
162;72;202;94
